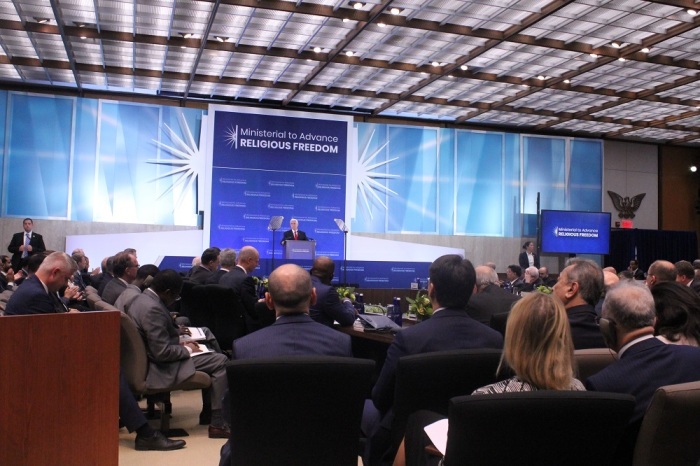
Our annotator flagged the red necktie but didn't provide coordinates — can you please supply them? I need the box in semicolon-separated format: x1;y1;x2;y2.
294;231;298;240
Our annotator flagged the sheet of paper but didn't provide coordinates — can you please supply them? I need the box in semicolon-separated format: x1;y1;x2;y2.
424;418;449;455
189;344;214;357
179;327;207;342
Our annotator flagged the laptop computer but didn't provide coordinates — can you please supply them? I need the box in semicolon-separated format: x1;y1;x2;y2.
357;314;402;333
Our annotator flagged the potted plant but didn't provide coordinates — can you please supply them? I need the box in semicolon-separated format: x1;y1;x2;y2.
406;290;432;320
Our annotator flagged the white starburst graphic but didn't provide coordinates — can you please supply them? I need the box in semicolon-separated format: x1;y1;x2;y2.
224;124;238;149
351;128;400;220
148;111;203;211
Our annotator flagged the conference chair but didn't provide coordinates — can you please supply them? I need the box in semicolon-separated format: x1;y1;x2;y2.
444;391;635;466
178;282;210;326
387;349;504;464
574;348;617;381
86;292;101;310
227;356;375;466
489;312;509;336
633;380;700;466
94;299;119;312
119;312;210;435
202;284;247;350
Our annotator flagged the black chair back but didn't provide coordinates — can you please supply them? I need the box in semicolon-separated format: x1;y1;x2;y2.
391;349;503;460
204;284;247;349
227;356;374;466
445;391;635;466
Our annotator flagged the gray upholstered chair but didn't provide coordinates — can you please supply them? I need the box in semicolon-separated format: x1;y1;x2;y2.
119;312;210;434
444;391;635;466
574;348;617;381
633;380;700;466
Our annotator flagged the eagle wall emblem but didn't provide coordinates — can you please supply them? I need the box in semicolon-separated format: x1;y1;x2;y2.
608;191;645;219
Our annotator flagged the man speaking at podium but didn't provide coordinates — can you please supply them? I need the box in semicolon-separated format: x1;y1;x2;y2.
282;218;308;243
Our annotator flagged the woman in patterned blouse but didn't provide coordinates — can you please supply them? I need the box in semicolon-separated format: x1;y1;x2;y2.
395;292;584;466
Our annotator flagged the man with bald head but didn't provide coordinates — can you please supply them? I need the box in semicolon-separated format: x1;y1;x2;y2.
645;260;677;289
308;256;357;327
466;265;521;325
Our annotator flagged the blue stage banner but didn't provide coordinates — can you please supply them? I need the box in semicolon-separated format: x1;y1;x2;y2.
208;107;351;260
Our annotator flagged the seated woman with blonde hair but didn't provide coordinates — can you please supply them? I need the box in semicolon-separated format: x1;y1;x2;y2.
395;292;585;466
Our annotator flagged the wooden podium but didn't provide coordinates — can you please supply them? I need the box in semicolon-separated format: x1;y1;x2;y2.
0;311;120;466
283;240;316;260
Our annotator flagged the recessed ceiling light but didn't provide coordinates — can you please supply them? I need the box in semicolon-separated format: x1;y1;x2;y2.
611;41;621;48
537;75;546;80
342;18;350;23
352;2;364;9
641;47;650;53
34;17;50;24
563;79;571;84
215;36;225;42
691;165;698;172
378;22;386;27
181;33;193;39
346;51;354;57
590;53;598;58
390;7;402;15
460;65;468;71
687;9;697;16
80;35;87;39
431;61;439;67
618;57;626;62
313;47;321;53
448;75;453;78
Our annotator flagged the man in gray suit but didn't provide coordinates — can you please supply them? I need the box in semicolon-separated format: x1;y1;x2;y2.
128;269;230;439
466;265;521;325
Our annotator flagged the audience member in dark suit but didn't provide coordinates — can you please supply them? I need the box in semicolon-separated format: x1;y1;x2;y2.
650;281;700;347
308;256;357;327
115;264;159;315
466;265;520;325
206;248;236;284
128;269;230;439
553;258;606;349
4;252;77;315
95;256;116;296
503;264;524;293
7;218;46;272
586;281;700;465
0;254;13;290
518;241;540;270
364;254;504;466
628;259;646;280
281;218;309;243
188;247;220;285
645;259;677;289
219;263;352;466
220;246;261;331
538;266;557;287
674;260;700;295
101;251;139;305
517;266;543;293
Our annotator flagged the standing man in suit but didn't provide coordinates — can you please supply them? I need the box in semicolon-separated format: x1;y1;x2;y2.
518;241;540;270
281;218;308;243
220;246;261;331
128;269;231;438
466;265;521;325
8;218;46;272
189;247;220;285
219;263;352;466
586;281;700;463
309;256;357;327
364;254;503;465
553;258;606;349
628;259;646;280
5;252;77;315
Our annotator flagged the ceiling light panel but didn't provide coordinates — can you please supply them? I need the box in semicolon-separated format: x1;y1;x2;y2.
551;119;631;134
673;115;700;128
133;43;167;71
576;61;695;93
134;3;175;36
102;40;134;68
0;29;40;59
163;48;198;74
132;76;161;90
70;40;103;65
30;33;70;61
592;100;690;121
511;89;619;114
651;31;700;62
45;68;77;85
656;81;700;101
626;127;694;142
467;110;558;127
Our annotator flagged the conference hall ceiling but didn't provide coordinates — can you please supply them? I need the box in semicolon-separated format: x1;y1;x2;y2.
1;0;700;146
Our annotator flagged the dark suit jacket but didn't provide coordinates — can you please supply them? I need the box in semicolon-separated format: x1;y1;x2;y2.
689;279;700;294
632;268;645;280
281;229;308;243
518;251;540;270
97;272;114;296
586;337;700;423
101;277;127;305
188;266;214;285
567;304;606;349
8;231;46;271
466;284;521;325
220;266;259;327
309;275;356;327
4;275;64;315
371;309;503;414
206;269;229;285
232;313;352;359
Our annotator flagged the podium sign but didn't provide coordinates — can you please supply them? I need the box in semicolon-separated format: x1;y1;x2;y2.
283;240;316;260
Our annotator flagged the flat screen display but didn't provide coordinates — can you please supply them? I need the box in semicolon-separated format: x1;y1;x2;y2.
540;210;611;255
